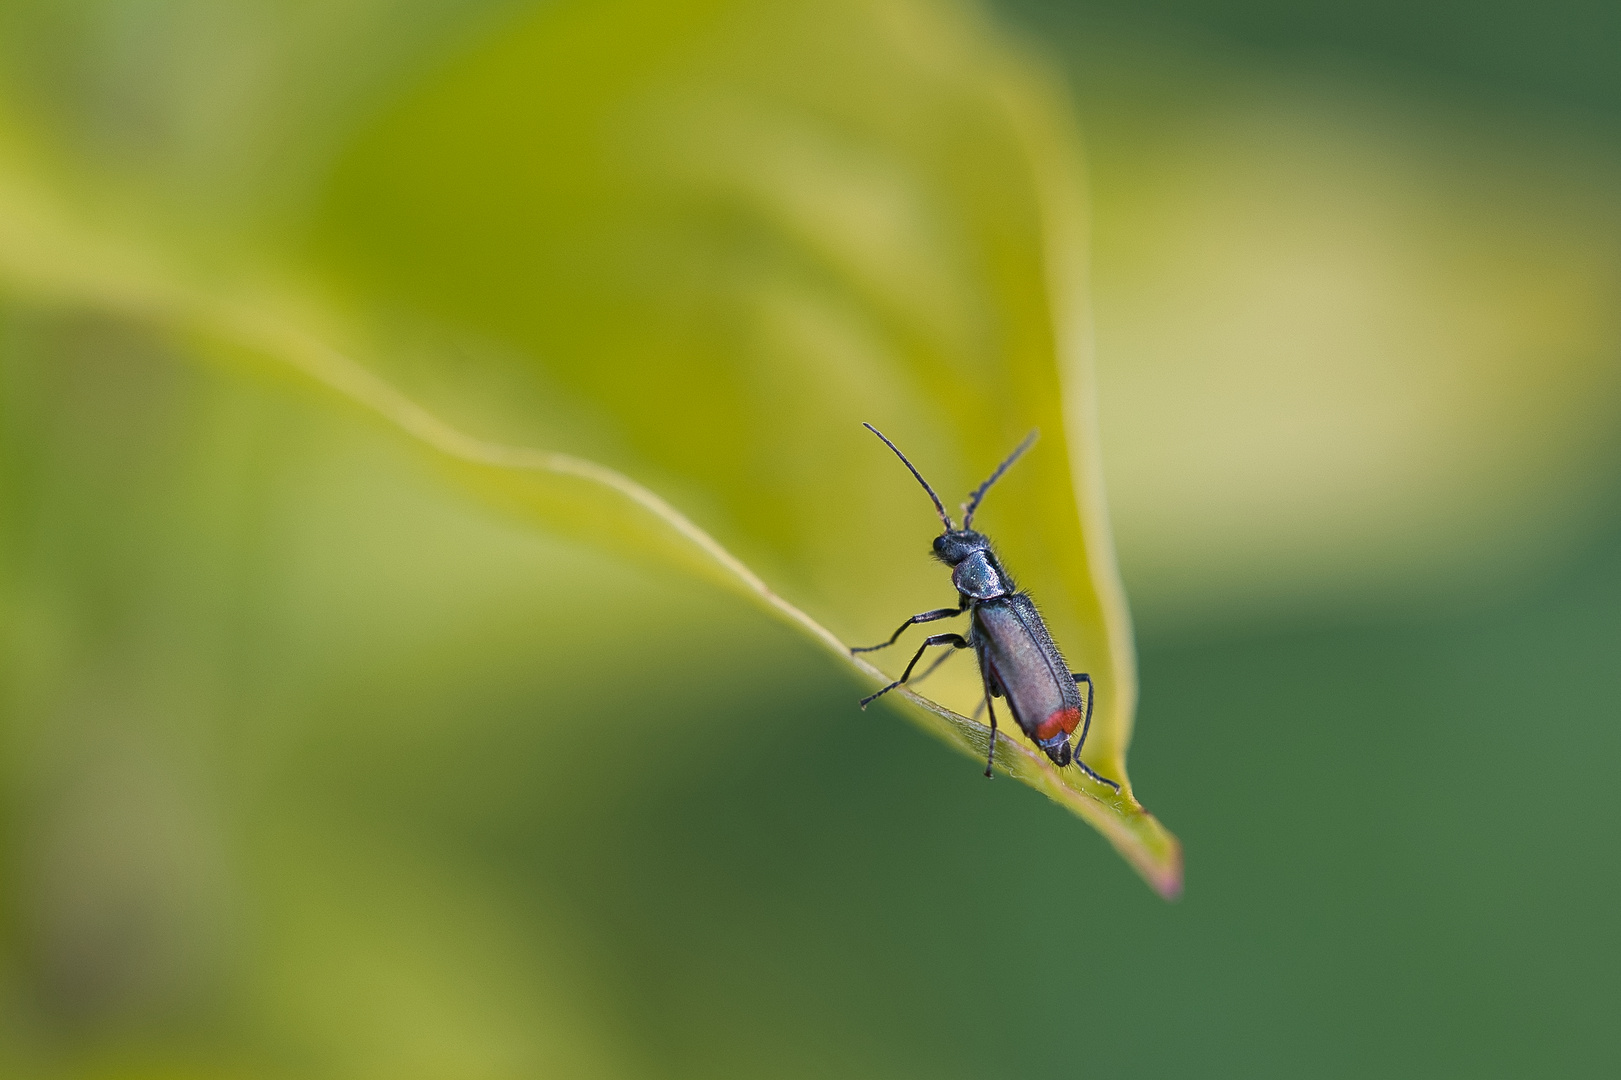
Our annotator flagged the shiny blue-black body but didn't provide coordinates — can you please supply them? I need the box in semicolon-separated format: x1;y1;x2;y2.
852;425;1117;788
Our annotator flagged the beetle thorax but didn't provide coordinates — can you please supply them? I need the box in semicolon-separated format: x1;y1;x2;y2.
952;550;1009;600
932;530;1011;600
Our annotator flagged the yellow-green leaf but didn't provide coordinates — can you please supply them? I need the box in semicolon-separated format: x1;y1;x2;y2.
0;0;1179;895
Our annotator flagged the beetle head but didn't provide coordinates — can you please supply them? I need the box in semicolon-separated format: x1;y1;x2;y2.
931;529;989;566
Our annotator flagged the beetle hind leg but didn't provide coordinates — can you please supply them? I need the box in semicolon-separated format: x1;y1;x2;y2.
1072;759;1121;791
1067;672;1121;791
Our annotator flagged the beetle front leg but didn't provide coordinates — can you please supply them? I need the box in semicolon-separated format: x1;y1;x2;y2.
858;633;970;708
851;606;964;653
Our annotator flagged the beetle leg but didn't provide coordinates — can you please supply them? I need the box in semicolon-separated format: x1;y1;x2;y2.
1070;672;1096;752
909;646;959;689
851;606;965;653
1073;759;1120;791
978;664;1006;776
982;693;999;778
1068;673;1120;790
858;633;970;708
1071;674;1093;721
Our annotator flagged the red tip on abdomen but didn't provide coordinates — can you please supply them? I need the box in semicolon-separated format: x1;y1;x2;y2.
1034;707;1082;741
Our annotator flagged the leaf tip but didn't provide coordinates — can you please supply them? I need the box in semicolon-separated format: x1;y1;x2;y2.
1142;826;1184;901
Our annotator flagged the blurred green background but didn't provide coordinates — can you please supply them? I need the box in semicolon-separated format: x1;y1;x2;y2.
3;0;1620;1077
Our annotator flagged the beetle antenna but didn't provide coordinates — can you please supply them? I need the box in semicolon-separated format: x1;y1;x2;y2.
962;430;1037;529
863;423;954;531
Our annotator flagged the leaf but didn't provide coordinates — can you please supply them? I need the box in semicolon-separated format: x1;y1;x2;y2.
0;0;1179;896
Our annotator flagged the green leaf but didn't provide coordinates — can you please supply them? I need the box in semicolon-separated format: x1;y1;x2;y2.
0;0;1179;896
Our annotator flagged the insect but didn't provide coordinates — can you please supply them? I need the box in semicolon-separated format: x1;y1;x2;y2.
853;423;1120;789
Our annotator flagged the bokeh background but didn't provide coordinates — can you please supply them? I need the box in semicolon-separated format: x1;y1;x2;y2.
3;0;1620;1077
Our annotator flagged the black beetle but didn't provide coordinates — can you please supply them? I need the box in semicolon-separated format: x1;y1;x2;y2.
853;423;1119;788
